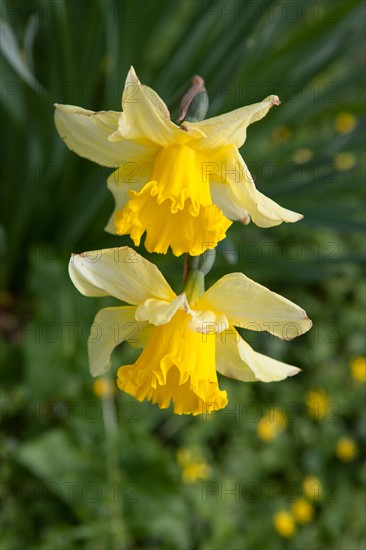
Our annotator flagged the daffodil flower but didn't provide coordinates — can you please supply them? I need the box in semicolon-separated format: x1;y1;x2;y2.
69;247;312;415
55;67;302;257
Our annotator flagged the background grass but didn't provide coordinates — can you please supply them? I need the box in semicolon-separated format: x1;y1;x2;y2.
1;0;365;548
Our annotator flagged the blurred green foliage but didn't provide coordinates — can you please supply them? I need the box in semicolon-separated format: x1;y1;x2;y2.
1;0;365;548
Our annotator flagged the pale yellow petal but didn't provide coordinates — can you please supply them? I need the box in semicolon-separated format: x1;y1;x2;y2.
215;329;257;381
187;308;229;334
237;337;301;381
116;67;180;146
104;161;154;234
185;95;280;150
135;294;187;326
252;190;303;226
216;329;301;382
197;273;312;340
211;146;302;226
54;104;153;167
68;247;175;304
140;83;171;119
138;84;205;138
89;306;148;376
209;178;250;221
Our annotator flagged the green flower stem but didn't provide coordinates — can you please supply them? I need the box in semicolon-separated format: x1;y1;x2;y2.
101;375;129;549
184;269;205;302
181;76;216;294
183;248;216;297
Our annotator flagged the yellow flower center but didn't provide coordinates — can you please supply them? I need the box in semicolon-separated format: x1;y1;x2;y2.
114;144;231;256
117;309;228;415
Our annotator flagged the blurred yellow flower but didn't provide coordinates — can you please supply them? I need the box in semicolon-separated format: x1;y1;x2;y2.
292;148;313;164
349;356;366;382
69;247;311;415
274;510;296;537
272;125;292;143
334;152;356;172
334;112;357;134
55;67;302;257
257;408;287;441
306;388;329;420
336;437;358;462
292;498;314;524
92;378;115;398
303;475;322;501
176;448;211;483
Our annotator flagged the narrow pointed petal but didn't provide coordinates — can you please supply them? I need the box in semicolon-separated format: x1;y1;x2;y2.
105;161;154;234
215;330;257;381
54;104;153;167
117;67;181;146
140;83;171;119
216;329;301;382
210;178;250;221
197;273;312;340
185;95;280;150
89;306;147;376
69;247;175;304
210;146;303;226
252;190;303;226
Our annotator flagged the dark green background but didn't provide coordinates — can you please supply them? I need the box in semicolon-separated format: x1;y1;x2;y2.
1;0;365;548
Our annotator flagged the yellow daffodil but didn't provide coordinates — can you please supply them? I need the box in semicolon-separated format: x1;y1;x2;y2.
176;448;211;483
292;498;314;524
55;67;302;257
334;152;356;172
305;388;329;420
335;436;358;462
257;408;287;441
334;112;357;134
273;510;296;537
68;247;312;415
349;356;366;382
92;378;115;398
292;148;313;164
302;475;322;501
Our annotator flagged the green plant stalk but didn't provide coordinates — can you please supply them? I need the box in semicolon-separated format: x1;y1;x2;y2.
101;374;129;549
180;78;217;288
